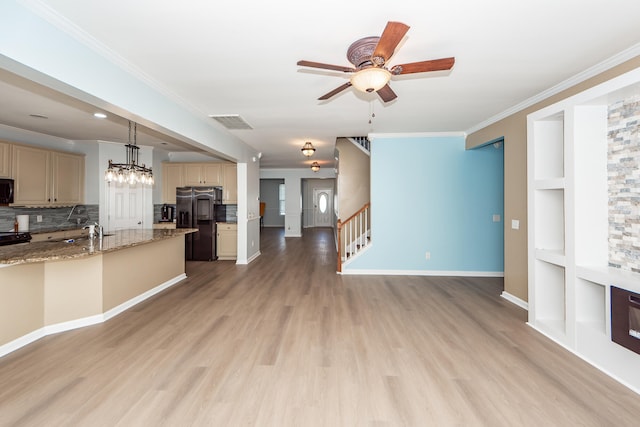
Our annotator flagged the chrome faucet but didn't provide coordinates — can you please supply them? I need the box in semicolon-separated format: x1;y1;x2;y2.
94;222;104;240
82;222;103;240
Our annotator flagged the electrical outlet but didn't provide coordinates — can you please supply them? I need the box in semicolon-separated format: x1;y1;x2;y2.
425;251;431;260
493;214;500;222
36;215;43;223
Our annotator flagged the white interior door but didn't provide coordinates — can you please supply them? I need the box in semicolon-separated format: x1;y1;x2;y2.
107;182;145;231
313;188;333;227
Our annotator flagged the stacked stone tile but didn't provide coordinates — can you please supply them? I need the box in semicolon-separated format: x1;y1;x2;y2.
608;95;640;272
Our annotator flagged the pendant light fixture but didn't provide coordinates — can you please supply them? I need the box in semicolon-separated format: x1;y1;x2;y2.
301;141;316;157
310;161;320;172
104;121;154;186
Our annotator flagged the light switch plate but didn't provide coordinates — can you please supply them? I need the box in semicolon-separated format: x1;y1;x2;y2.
511;219;520;230
493;214;501;222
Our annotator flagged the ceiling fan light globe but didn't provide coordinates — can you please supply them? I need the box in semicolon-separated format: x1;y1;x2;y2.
350;68;391;93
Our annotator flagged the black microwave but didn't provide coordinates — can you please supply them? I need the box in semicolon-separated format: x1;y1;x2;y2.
0;178;14;204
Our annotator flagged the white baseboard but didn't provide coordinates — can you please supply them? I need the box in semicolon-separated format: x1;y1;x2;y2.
245;250;261;264
0;329;46;359
43;314;104;336
0;273;187;359
103;273;186;321
500;291;529;310
341;269;504;277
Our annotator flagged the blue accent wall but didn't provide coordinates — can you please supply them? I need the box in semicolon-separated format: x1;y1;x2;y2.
345;135;504;273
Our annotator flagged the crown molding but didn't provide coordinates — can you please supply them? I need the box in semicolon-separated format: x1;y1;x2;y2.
368;131;466;139
465;42;640;135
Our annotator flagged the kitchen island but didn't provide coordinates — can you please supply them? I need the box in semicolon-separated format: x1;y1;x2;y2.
0;228;197;357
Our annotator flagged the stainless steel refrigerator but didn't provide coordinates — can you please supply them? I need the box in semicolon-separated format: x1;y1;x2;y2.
176;186;222;261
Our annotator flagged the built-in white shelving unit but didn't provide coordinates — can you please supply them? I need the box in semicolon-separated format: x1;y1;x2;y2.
527;67;640;394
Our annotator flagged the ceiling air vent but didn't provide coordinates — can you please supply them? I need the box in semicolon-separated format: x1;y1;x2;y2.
209;114;253;130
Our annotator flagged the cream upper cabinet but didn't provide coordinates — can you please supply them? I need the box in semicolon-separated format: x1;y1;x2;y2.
183;163;202;186
0;141;10;178
161;162;232;204
12;145;50;205
12;144;84;206
162;163;184;204
202;163;221;186
183;163;221;186
51;151;84;205
222;163;237;204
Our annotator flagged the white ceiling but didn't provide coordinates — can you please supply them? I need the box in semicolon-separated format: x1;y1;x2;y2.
2;0;640;169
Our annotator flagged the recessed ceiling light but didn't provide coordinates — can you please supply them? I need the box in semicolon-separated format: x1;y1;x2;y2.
94;112;107;119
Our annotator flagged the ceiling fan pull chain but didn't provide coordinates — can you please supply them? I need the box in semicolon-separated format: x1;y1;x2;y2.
368;101;375;125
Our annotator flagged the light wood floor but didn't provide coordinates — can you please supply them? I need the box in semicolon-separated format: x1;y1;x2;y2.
1;227;639;426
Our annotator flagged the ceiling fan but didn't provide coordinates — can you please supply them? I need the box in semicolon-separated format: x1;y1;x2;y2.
297;21;455;103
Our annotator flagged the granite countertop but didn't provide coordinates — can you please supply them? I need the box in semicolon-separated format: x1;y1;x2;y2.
0;228;197;266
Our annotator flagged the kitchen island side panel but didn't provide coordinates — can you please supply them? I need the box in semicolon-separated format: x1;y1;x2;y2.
0;263;44;345
101;235;185;311
44;256;103;326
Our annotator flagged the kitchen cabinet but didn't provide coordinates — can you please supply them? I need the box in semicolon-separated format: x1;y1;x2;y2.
12;144;84;206
51;151;84;205
162;162;236;203
183;163;221;186
222;163;237;204
216;222;237;260
162;163;184;204
0;141;10;178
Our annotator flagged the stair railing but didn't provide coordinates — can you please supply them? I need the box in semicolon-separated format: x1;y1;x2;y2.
336;202;370;272
347;136;371;154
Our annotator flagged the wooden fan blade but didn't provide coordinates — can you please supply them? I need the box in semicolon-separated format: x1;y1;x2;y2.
318;82;352;100
373;21;410;63
392;57;455;75
377;84;397;103
297;60;356;73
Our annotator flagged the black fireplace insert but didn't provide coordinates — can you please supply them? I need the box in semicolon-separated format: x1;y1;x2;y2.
611;286;640;355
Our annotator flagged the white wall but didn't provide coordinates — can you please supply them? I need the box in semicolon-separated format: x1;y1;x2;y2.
237;160;261;264
260;168;335;237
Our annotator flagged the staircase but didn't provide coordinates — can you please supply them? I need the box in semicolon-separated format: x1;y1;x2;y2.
336;203;370;272
347;136;370;154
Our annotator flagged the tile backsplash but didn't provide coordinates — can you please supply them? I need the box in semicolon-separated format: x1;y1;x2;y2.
0;205;98;233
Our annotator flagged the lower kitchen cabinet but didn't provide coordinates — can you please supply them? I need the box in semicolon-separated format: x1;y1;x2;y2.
216;222;237;260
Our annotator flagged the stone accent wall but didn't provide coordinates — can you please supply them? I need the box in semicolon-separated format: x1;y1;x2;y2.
608;95;640;272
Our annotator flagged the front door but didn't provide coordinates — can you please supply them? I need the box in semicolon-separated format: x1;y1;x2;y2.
313;188;333;227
